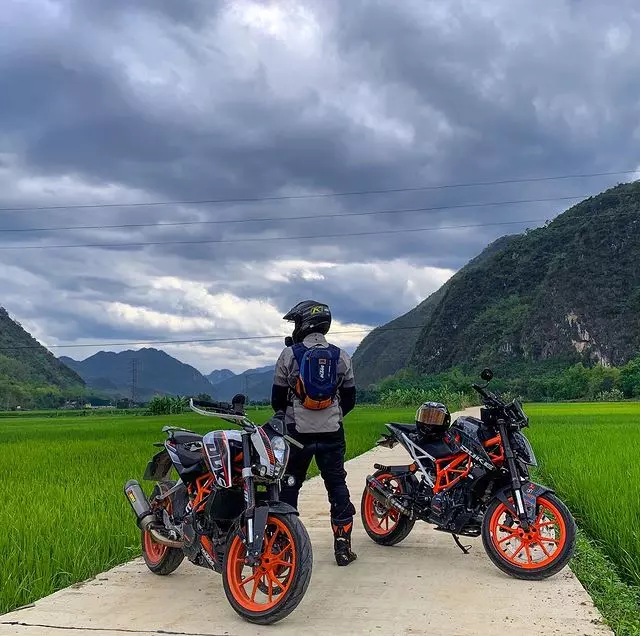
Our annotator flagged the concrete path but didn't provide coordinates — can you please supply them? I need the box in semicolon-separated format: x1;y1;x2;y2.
1;408;610;636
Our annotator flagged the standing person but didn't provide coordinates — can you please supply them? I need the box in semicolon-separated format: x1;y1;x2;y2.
272;300;358;566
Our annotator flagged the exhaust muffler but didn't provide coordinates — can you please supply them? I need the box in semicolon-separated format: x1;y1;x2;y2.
124;480;183;549
366;475;412;518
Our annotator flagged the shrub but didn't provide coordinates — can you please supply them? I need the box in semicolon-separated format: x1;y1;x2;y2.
594;388;625;402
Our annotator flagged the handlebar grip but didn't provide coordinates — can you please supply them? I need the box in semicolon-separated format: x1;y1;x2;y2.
192;399;234;414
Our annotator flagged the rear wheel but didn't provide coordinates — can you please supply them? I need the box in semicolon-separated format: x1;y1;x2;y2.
141;481;184;575
482;492;576;580
361;471;415;546
223;513;312;625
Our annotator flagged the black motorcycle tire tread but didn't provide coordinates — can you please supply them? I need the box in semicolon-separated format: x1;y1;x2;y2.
360;470;416;546
222;513;313;625
142;481;185;576
481;492;577;581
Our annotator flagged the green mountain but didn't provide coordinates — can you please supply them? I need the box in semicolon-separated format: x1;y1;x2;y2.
60;348;215;401
353;182;640;385
352;235;517;386
0;307;85;407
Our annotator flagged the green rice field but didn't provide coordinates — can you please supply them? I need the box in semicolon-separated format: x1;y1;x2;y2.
1;402;638;617
525;402;640;588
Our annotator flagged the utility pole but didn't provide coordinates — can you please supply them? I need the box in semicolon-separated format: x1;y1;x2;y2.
130;358;138;405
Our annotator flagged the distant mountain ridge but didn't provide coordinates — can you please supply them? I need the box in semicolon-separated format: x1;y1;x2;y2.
212;365;275;402
207;369;235;385
60;348;215;400
353;182;640;385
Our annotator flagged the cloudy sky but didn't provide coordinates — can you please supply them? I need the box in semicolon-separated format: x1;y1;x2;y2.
1;0;639;373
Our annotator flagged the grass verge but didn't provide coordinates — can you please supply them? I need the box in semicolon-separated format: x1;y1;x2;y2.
571;531;640;636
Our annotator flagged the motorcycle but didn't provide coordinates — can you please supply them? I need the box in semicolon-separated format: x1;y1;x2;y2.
360;369;576;579
124;394;312;624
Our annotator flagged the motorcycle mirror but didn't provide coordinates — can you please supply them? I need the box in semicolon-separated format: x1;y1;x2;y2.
284;336;294;347
480;368;494;382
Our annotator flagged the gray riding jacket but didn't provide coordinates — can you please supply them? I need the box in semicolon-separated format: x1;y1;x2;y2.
273;333;355;434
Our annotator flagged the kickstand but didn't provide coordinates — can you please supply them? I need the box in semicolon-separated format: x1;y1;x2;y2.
452;534;471;554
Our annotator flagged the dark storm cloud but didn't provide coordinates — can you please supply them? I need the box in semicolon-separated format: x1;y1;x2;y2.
1;0;640;369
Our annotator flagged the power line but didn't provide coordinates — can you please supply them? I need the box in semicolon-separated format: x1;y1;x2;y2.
0;218;548;251
0;169;635;214
0;194;587;235
0;325;426;351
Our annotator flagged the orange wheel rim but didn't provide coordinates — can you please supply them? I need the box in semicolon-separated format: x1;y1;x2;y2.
363;473;402;536
227;515;296;612
489;496;567;570
143;530;168;564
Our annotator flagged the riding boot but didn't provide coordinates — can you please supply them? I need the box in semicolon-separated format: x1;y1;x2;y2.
332;518;357;566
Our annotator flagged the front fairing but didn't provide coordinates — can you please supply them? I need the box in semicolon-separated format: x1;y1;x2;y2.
203;430;242;488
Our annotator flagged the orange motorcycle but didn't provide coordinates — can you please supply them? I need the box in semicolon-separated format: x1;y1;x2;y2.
361;369;576;579
124;395;312;624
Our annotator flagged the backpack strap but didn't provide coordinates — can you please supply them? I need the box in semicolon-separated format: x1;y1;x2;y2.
291;342;307;367
290;343;307;402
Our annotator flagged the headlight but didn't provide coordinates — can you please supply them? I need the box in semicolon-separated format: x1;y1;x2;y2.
271;435;288;465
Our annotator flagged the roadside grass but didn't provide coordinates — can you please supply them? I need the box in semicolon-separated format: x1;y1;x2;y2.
570;531;640;636
525;402;640;635
525;403;640;588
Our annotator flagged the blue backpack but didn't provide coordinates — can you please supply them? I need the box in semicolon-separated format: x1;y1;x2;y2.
292;343;341;410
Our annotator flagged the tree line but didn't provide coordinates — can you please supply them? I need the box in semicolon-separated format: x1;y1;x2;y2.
356;355;640;406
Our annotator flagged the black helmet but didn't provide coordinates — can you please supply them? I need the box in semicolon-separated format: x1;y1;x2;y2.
415;402;451;436
283;300;332;344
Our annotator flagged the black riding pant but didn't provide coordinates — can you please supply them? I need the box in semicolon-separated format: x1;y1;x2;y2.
280;425;356;522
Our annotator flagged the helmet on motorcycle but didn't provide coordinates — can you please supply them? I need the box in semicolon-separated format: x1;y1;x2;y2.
415;402;451;435
283;300;332;344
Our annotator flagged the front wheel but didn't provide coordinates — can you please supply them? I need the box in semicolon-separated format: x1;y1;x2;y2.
361;471;415;546
482;492;576;580
223;513;312;625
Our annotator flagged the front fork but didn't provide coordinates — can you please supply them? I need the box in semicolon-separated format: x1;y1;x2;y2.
498;421;531;531
240;431;272;566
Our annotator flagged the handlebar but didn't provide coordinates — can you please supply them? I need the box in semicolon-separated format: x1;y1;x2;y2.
191;395;246;416
471;383;504;407
471;383;488;398
192;399;235;414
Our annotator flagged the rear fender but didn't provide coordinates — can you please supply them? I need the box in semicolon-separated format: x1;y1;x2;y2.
495;482;554;524
375;432;398;448
143;449;173;481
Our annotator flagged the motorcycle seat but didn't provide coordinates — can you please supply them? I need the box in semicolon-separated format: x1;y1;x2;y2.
388;422;418;435
171;431;203;444
419;440;455;460
388;423;453;459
